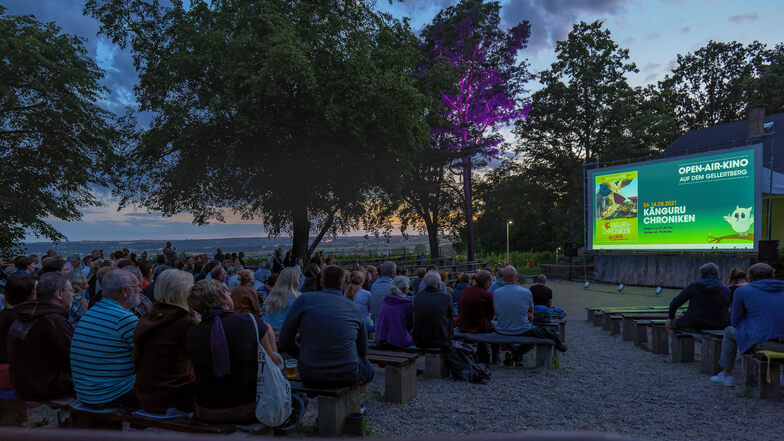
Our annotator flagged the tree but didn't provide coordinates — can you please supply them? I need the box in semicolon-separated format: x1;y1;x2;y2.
85;0;429;262
660;40;768;130
746;43;784;114
421;0;532;261
0;7;119;255
512;21;675;245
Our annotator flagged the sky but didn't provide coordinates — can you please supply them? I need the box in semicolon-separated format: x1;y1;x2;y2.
5;0;783;242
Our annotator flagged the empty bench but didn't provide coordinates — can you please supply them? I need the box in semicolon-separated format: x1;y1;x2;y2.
366;349;418;403
743;351;784;399
453;330;556;369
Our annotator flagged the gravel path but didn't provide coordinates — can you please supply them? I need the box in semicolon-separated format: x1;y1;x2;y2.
354;281;784;440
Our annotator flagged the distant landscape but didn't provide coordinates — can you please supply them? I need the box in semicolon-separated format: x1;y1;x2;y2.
23;235;447;258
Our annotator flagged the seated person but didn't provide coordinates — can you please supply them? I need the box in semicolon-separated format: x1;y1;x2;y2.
134;269;199;414
452;273;470;316
711;263;784;387
0;275;37;365
458;270;497;364
279;265;373;390
71;269;140;408
493;266;567;354
667;263;730;332
264;267;301;330
529;274;552;308
346;270;373;331
231;270;262;315
7;273;73;401
375;276;414;348
412;271;453;350
186;279;280;423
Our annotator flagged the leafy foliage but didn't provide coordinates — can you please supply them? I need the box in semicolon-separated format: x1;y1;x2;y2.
0;6;120;255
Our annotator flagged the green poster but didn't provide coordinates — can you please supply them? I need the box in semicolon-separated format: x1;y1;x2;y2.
589;146;760;251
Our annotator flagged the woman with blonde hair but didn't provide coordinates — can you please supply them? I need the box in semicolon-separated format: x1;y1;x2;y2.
134;269;199;414
346;270;373;331
264;267;301;330
231;269;261;315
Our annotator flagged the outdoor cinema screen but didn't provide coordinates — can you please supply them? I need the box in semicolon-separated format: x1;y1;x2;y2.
588;145;762;251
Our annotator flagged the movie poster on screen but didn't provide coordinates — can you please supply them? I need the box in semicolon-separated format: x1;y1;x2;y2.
589;145;761;251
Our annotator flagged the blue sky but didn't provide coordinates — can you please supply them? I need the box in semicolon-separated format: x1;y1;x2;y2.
5;0;783;241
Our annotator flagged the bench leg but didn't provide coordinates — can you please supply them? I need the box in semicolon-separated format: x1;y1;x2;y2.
587;310;594;322
317;386;360;437
621;318;634;342
535;344;554;369
651;325;670;355
593;313;604;327
634;324;649;347
559;322;566;343
743;356;784;399
602;314;613;331
610;319;621;336
671;334;695;363
424;353;448;379
701;335;723;375
385;363;417;404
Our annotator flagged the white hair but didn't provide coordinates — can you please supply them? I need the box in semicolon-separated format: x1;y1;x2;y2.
423;271;441;289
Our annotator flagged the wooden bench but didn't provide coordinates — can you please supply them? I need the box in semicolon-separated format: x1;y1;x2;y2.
632;320;669;354
743;352;784;399
366;349;418;403
47;398;239;434
534;318;567;342
289;381;360;436
453;331;556;369
670;329;725;365
371;345;449;379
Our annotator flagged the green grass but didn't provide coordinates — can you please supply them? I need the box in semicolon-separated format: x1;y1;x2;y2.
735;389;753;398
363;418;379;437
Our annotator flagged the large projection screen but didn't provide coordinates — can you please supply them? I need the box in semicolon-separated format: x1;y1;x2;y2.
588;144;762;251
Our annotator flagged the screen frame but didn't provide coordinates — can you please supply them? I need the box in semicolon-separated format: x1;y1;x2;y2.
587;143;763;253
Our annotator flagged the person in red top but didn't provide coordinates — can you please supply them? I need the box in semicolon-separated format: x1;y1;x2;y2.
458;270;497;364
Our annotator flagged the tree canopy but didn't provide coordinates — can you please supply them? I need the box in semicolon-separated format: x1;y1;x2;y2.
85;0;430;261
0;6;119;255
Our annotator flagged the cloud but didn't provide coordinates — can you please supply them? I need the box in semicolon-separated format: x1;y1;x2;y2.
642;62;661;71
680;25;691;34
646;31;661;39
500;0;630;53
728;12;759;24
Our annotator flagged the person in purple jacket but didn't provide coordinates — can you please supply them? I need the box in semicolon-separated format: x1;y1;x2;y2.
374;276;414;348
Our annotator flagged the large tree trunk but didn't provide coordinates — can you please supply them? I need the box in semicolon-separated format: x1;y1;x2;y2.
424;216;440;259
462;157;474;261
307;211;336;257
291;206;311;264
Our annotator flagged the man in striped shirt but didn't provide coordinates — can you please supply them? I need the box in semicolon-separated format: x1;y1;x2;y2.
369;261;396;325
70;269;141;408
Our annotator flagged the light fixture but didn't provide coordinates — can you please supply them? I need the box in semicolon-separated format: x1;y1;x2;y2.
618;283;624;292
655;286;662;296
584;281;590;289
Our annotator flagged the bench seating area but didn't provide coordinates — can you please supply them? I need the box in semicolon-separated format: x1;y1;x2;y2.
453;330;556;369
366;349;418;403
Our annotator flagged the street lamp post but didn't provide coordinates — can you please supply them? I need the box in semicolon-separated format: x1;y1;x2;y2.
506;221;512;261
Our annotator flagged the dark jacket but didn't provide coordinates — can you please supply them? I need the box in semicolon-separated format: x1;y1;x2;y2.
185;311;266;411
301;276;319;293
134;303;198;413
457;286;495;334
7;301;73;401
452;282;469;314
669;276;730;329
413;286;453;350
279;289;366;388
0;307;20;364
375;294;414;348
530;284;553;307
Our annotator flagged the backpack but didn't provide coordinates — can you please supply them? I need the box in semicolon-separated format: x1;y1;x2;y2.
445;340;491;384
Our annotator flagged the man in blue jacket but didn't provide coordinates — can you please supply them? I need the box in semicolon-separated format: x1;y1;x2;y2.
666;263;730;332
711;263;784;387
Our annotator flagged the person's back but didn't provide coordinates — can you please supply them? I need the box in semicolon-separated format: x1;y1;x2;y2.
731;279;784;353
265;294;296;330
71;270;139;406
376;294;414;348
370;262;396;325
458;285;495;334
669;265;730;330
353;288;372;327
530;283;552;307
412;273;453;349
493;284;534;335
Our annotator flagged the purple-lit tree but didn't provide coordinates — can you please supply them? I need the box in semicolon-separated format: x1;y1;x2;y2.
423;0;532;260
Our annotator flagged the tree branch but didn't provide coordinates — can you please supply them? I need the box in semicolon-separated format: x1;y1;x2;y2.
307;210;336;256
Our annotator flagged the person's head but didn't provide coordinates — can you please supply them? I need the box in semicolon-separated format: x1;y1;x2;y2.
211;265;227;282
501;266;518;283
102;269;141;309
438;270;449;284
166;241;172;247
535;274;547;285
70;271;88;291
154;269;194;310
217;248;223;255
417;268;426;278
83;256;92;267
426;265;437;272
36;272;74;310
322;265;346;290
4;274;37;306
389;275;410;297
265;272;278;290
41;259;69;275
458;273;470;284
747;263;775;282
345;270;366;300
156;254;165;264
68;254;81;267
699;262;720;279
423;271;442;289
274;248;282;257
476;270;493;289
238;269;254;285
15;256;34;273
304;263;321;279
728;267;747;285
366;265;377;277
46;249;56;257
138;261;153;280
96;265;114;283
188;279;231;316
266;267;301;312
